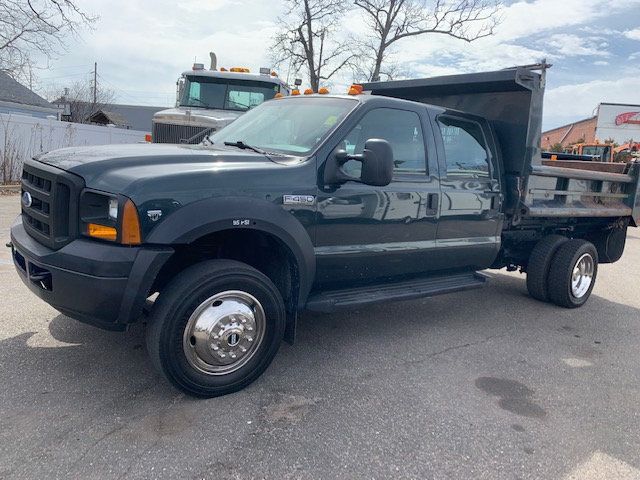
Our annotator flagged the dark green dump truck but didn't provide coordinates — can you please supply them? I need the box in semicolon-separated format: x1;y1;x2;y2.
9;64;640;397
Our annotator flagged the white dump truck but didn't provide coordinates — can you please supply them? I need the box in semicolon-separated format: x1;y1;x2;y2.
152;52;291;144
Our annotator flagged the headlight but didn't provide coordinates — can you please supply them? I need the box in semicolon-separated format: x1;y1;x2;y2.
80;190;141;245
108;198;118;220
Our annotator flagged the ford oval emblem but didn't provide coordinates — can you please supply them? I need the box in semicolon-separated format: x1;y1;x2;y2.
22;191;32;208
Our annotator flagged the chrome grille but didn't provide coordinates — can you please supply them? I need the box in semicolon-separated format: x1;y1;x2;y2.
21;159;83;250
152;122;214;144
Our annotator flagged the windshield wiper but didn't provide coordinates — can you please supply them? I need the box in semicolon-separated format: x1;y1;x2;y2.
186;97;208;107
223;140;270;156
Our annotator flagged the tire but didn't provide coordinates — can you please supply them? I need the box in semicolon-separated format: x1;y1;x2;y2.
526;234;568;302
547;240;598;308
146;259;286;398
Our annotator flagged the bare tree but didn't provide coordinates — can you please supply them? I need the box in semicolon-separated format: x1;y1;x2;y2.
353;0;502;82
0;0;97;81
46;80;115;124
271;0;354;91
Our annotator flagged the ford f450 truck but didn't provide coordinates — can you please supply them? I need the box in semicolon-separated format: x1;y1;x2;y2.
9;64;640;397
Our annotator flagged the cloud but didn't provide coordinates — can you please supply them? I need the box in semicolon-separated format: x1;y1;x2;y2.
545;34;611;58
494;0;640;41
624;28;640;40
29;0;640;130
593;60;609;65
544;72;640;128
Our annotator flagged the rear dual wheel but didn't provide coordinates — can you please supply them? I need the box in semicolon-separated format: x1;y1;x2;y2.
526;236;598;308
547;240;598;308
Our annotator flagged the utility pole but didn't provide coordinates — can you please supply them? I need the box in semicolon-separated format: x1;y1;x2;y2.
93;62;97;105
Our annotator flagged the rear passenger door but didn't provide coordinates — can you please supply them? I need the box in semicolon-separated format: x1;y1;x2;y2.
431;113;503;271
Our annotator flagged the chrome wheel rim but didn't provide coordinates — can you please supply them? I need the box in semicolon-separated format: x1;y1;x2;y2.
571;253;594;299
183;290;266;376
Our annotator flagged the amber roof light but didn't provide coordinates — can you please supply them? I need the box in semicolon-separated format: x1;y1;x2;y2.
348;84;364;95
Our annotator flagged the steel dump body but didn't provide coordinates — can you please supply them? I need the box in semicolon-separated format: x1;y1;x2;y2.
363;67;640;228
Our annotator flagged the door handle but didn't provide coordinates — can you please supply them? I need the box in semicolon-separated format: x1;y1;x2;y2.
487;193;501;210
425;193;439;216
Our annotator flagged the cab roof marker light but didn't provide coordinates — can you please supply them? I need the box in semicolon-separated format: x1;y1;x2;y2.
291;89;300;96
274;92;285;99
318;87;329;94
220;67;228;71
304;88;314;95
348;84;364;95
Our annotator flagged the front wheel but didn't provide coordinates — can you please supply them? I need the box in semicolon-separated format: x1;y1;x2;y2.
547;240;598;308
146;259;286;397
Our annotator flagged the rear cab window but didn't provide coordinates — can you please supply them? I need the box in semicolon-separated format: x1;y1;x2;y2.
437;115;491;178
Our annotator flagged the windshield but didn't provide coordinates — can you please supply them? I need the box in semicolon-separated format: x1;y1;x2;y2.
180;75;280;111
208;97;358;155
582;145;611;159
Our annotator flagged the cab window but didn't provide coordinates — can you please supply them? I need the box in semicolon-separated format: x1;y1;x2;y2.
341;108;426;176
437;116;490;178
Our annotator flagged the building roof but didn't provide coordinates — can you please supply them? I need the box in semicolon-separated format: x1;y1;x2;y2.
542;116;597;135
88;109;130;127
52;98;165;132
0;71;56;109
105;103;165;131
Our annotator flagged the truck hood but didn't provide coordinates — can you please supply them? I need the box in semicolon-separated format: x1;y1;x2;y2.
35;143;290;191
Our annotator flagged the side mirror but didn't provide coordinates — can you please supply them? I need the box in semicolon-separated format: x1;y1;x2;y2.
324;138;394;187
176;77;185;107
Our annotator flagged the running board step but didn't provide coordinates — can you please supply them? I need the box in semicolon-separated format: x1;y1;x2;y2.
305;272;488;313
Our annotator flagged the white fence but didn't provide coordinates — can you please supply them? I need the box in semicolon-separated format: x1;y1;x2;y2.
0;113;148;183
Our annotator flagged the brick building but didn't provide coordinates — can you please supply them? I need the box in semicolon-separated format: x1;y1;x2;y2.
542;103;640;150
541;116;597;150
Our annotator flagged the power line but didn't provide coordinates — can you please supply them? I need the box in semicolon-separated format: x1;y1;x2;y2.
38;71;93;81
97;73;174;105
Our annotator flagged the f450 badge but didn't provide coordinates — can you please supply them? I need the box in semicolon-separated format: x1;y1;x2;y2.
283;195;315;206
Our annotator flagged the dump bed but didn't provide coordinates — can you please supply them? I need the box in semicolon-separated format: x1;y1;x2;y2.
362;65;640;227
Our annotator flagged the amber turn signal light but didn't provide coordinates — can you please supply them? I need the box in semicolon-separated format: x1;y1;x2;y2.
88;223;117;241
121;199;141;245
318;87;329;94
348;84;364;95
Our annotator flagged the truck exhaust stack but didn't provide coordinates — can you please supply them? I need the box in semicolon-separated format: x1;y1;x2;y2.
209;52;217;71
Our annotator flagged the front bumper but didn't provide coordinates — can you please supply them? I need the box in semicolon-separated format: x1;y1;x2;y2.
10;216;173;330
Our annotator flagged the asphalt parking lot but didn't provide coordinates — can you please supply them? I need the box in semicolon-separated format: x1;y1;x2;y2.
1;193;640;480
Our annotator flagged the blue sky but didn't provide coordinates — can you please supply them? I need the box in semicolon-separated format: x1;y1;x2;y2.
34;0;640;130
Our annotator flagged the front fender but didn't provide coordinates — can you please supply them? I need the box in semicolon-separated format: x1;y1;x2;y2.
145;196;316;306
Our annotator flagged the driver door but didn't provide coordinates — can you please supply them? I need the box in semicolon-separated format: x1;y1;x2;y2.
314;106;440;288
